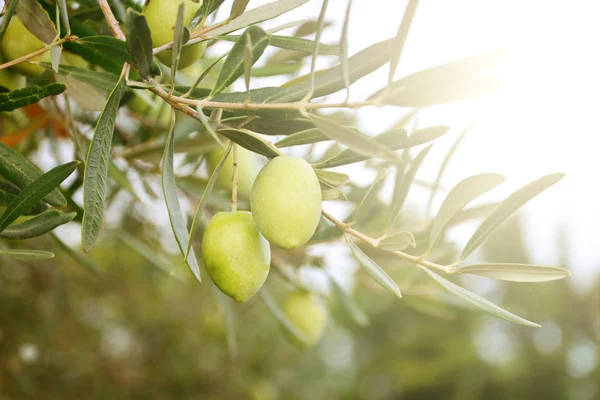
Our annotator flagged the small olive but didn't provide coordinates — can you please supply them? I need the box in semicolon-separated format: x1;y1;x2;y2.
0;16;51;77
283;291;327;347
206;143;261;198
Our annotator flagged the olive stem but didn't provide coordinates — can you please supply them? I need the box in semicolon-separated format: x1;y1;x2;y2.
231;144;239;213
0;35;77;71
97;0;126;40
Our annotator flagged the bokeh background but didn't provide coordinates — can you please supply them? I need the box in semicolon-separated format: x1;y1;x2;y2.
1;0;599;399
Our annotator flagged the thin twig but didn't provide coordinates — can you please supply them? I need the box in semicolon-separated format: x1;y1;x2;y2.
97;0;126;40
0;36;77;71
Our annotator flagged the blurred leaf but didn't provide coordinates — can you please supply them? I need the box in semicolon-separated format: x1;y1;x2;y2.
171;3;186;76
221;34;338;55
461;173;565;261
162;112;202;282
314;169;349;188
275;128;325;147
119;231;182;279
50;45;61;72
16;0;57;44
308;114;402;163
389;144;432;230
186;142;233;260
377;231;416;251
0;83;67;112
0;142;67;206
387;0;419;84
229;0;251;20
329;274;369;326
210;0;309;36
259;287;310;347
448;202;498;228
196;106;225;147
0;210;76;240
0;161;78;233
421;266;541;327
0;182;48;216
0;249;54;260
0;0;18;42
251;62;301;77
429;173;505;251
108;161;139;201
51;233;102;275
403;126;449;147
217;128;280;158
126;8;153;79
188;0;226;31
82;76;125;252
43;63;119;91
455;263;570;282
339;0;353;99
314;128;407;168
322;188;346;201
211;25;270;96
373;51;506;106
349;168;388;225
57;0;70;34
346;235;402;298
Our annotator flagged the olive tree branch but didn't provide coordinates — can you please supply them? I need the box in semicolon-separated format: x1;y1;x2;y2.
0;35;77;71
97;0;126;40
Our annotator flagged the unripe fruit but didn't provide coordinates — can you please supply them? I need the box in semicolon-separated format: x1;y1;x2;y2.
128;92;170;124
251;156;322;249
144;0;207;70
202;211;270;302
207;143;260;198
283;291;327;347
0;65;25;93
0;16;51;77
62;51;89;69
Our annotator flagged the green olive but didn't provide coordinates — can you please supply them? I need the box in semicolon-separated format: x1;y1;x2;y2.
207;143;260;198
0;65;25;92
0;16;51;77
251;156;322;249
283;291;327;347
202;211;271;302
128;92;171;124
62;51;89;69
144;0;207;70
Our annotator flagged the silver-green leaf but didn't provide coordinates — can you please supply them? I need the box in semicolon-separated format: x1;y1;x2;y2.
0;249;55;261
0;210;76;240
454;263;570;283
126;8;153;79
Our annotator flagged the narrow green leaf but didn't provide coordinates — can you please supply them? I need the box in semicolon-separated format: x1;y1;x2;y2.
307;114;402;163
229;0;251;20
322;188;346;201
461;173;565;261
42;63;119;91
306;0;329;98
0;182;48;215
243;31;253;95
211;25;270;96
171;2;185;76
220;34;338;55
349;168;388;225
0;0;19;42
448;203;498;227
429;173;505;250
0;83;67;112
50;45;62;73
120;231;182;279
373;51;506;107
345;235;402;297
210;0;309;36
259;287;310;347
51;233;102;275
314;169;350;188
0;142;67;206
388;144;432;229
0;210;76;240
421;266;541;327
275;128;326;147
82;75;125;252
455;263;570;283
388;0;419;85
339;0;353;99
403;126;449;148
108;161;140;201
126;8;153;79
377;231;416;251
162;112;202;282
314;128;407;168
196;106;225;147
186;142;233;260
209;282;239;358
217;128;280;158
0;249;54;261
0;161;78;233
57;0;70;35
189;0;226;31
16;0;57;44
329;274;369;326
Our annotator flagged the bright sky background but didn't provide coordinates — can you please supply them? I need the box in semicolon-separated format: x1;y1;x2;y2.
215;0;600;284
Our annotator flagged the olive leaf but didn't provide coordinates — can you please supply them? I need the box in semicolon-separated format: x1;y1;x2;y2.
339;0;353;99
0;249;55;261
82;75;125;252
0;0;18;42
421;266;541;327
377;231;416;251
229;0;251;20
461;173;565;261
0;141;67;206
126;8;153;79
42;63;119;91
345;235;402;298
0;83;67;112
429;173;505;251
162;112;202;282
348;168;388;225
51;233;103;275
0;161;78;233
16;0;57;44
211;25;270;96
329;273;369;327
220;35;338;55
314;169;350;188
0;210;76;240
454;263;570;283
388;0;419;85
57;0;70;35
275;128;326;148
259;287;310;347
217;128;280;158
171;2;186;76
120;231;182;279
0;182;48;216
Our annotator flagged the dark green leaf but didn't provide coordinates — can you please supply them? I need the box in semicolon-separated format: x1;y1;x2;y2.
211;25;270;96
0;181;48;215
162;113;202;282
217;128;280;158
421;266;541;327
126;8;153;79
454;263;570;283
0;210;76;240
0;0;19;42
0;249;54;260
0;142;67;206
220;34;338;55
82;75;125;252
345;235;402;297
229;0;251;20
0;161;78;233
16;0;57;44
42;63;119;91
461;173;565;261
0;83;67;112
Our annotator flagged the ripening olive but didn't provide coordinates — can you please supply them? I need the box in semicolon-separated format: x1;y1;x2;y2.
283;291;327;347
202;211;271;302
207;143;261;198
250;156;322;249
0;16;51;77
144;0;207;69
